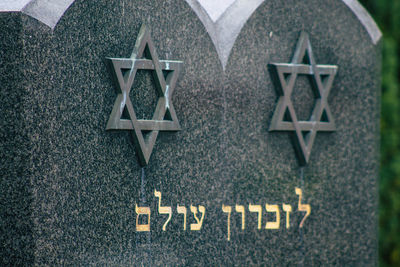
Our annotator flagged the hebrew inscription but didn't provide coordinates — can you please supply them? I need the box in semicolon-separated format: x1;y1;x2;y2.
135;187;310;241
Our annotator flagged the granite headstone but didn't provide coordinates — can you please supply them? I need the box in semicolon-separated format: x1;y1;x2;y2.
1;0;381;265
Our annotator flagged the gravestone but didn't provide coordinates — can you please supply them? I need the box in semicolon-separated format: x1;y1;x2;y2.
1;0;381;265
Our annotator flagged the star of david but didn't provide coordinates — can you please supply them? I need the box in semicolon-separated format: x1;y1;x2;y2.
106;25;182;166
268;32;338;166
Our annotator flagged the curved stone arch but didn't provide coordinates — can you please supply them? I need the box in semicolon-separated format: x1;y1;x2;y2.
187;0;382;69
0;0;382;68
0;0;75;29
342;0;382;44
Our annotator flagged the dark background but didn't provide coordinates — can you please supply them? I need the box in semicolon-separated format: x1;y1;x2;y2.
359;0;400;266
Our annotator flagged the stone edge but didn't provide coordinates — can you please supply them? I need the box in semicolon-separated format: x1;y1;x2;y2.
0;0;75;29
0;0;382;43
186;0;265;70
342;0;382;45
0;0;383;68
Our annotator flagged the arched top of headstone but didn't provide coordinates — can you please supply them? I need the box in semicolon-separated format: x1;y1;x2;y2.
0;0;382;67
187;0;382;69
0;0;75;29
342;0;382;44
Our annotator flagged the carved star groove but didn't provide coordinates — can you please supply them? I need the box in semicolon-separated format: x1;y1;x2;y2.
106;25;183;166
269;32;338;166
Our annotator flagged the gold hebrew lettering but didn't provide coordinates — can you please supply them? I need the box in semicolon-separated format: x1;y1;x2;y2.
282;204;292;229
177;205;187;231
265;204;280;229
248;204;262;229
190;205;206;231
235;205;246;230
222;205;232;241
135;204;151;232
154;190;172;231
295;188;311;228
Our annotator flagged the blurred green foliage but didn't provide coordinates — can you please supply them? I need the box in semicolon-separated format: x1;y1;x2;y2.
359;0;400;266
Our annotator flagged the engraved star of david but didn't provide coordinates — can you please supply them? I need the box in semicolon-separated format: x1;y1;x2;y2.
106;25;182;166
269;32;338;166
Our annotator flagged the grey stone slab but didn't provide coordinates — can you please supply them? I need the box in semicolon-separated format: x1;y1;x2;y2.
223;1;380;264
0;0;380;266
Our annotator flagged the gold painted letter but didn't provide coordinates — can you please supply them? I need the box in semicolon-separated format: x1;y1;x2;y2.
190;205;206;231
154;190;172;231
295;188;311;228
235;205;246;230
222;205;232;241
248;204;262;229
282;204;292;229
177;205;187;231
265;204;280;229
135;204;151;232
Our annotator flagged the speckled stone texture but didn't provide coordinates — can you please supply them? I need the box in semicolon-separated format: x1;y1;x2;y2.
0;0;379;266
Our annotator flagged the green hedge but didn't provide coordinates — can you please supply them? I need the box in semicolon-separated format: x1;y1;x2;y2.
359;1;400;266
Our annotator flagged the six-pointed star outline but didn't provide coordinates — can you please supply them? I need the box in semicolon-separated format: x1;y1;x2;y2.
106;25;182;166
269;32;338;165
